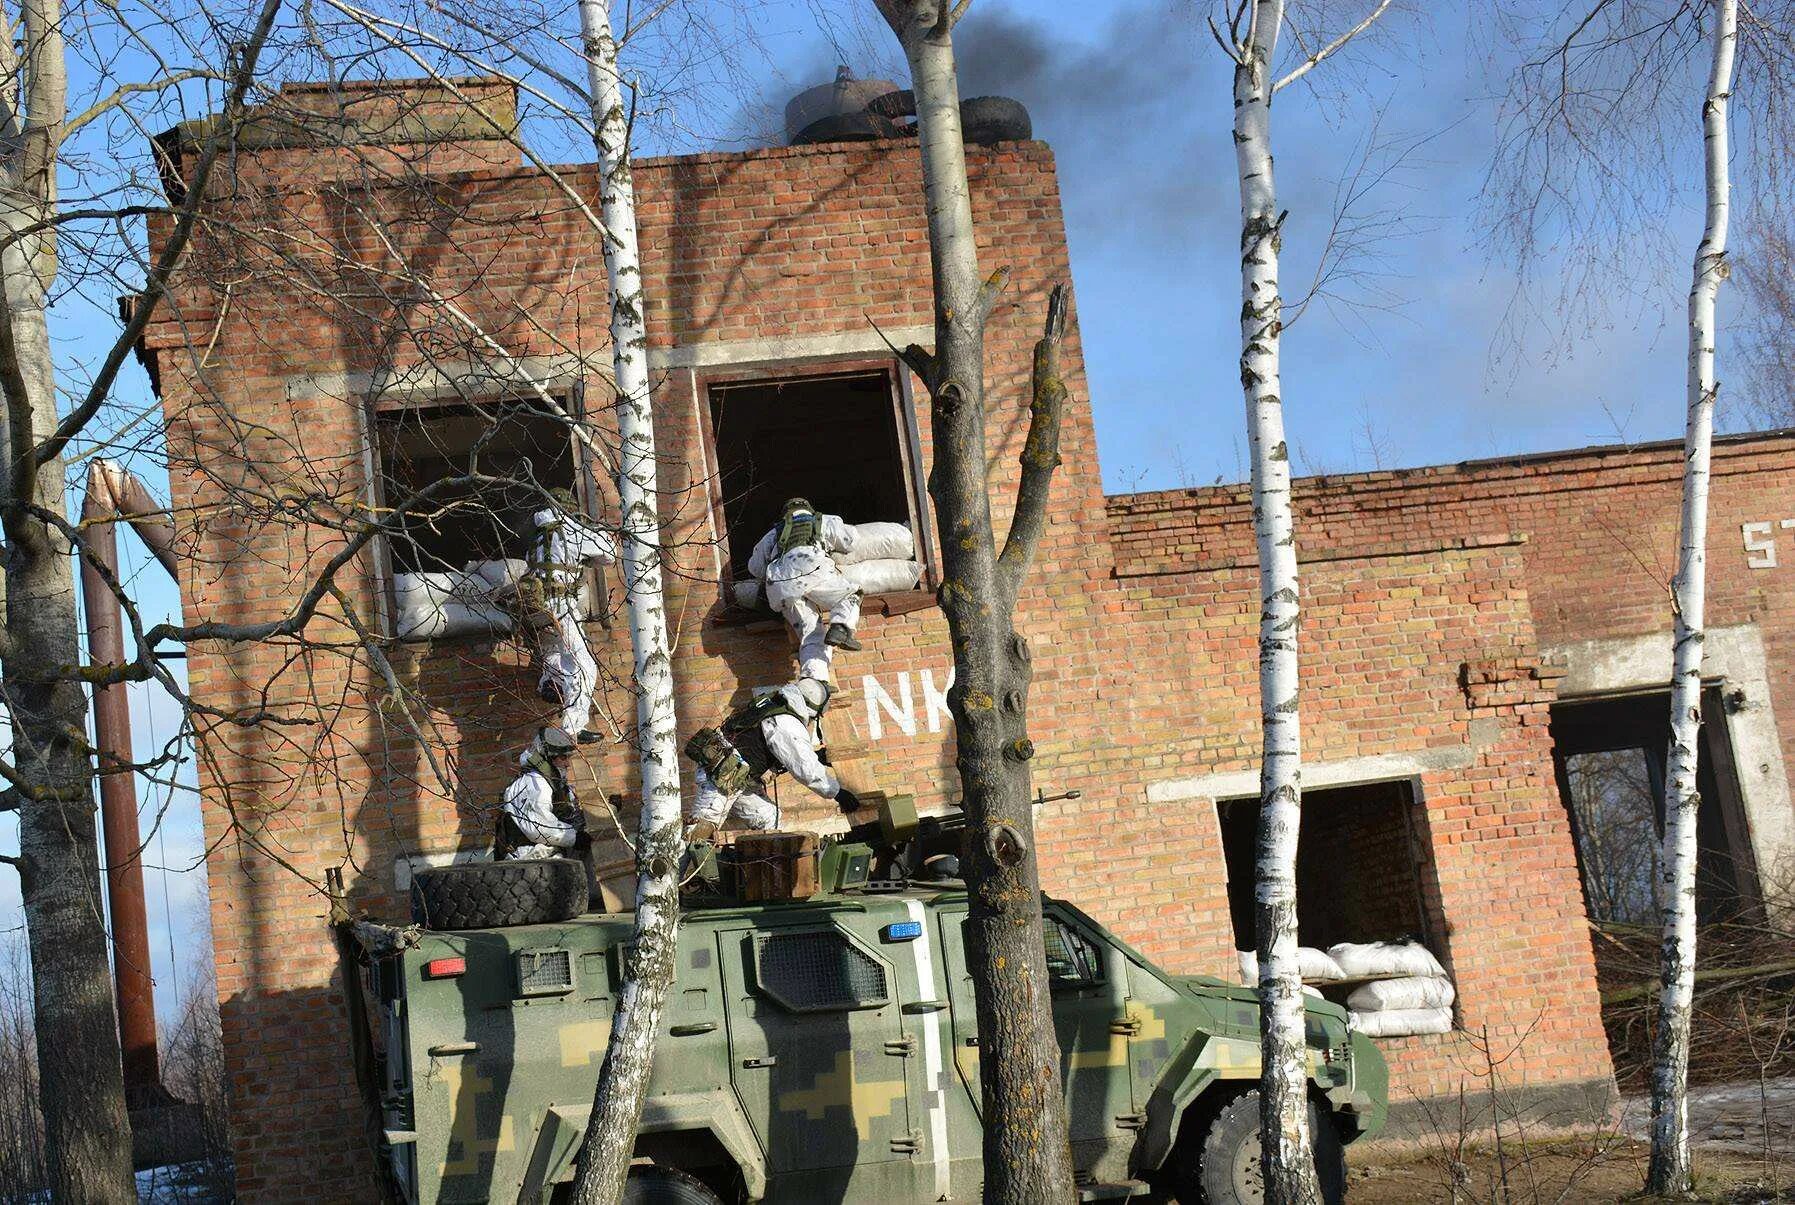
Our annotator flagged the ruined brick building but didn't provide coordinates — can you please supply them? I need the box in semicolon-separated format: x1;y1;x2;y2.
136;79;1795;1197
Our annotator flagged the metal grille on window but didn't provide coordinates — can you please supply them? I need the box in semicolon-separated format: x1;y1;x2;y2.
754;930;889;1012
517;948;573;996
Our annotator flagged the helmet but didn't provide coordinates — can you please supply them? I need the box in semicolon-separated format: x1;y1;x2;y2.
538;726;577;757
793;677;833;716
546;486;580;512
782;497;813;514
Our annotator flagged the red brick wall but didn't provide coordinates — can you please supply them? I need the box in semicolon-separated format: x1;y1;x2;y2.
147;86;1622;1195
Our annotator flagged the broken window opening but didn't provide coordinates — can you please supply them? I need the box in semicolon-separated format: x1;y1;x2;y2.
1550;689;1759;927
1216;779;1437;954
707;367;924;590
373;399;589;639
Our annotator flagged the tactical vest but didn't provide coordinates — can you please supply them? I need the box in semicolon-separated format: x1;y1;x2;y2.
774;509;823;557
684;692;808;792
525;518;583;601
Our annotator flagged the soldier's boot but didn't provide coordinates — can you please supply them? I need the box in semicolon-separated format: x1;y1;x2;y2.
824;622;861;651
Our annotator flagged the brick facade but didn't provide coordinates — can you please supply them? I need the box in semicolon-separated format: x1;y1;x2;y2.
140;79;1793;1197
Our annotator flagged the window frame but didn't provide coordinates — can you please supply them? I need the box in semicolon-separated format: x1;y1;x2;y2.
694;356;937;601
364;391;600;642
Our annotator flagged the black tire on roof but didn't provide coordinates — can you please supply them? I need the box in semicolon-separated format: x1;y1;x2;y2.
790;111;906;145
958;95;1032;145
409;858;587;930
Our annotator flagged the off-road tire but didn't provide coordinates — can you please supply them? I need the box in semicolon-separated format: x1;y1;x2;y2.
410;858;586;930
621;1165;724;1204
958;95;1031;144
1184;1090;1346;1205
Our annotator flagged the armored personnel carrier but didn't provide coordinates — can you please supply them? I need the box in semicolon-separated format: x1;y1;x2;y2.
344;800;1387;1203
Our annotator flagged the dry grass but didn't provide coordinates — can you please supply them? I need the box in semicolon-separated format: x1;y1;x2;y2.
1349;1137;1795;1203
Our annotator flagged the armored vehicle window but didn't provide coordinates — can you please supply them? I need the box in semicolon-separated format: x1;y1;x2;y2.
752;928;889;1012
1043;918;1101;990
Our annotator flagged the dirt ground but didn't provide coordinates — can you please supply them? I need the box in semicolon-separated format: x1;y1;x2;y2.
1347;1137;1795;1203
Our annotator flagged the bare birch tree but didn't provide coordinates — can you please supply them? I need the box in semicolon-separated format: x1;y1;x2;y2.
565;2;684;1201
1650;3;1736;1192
1207;2;1390;1199
871;3;1075;1199
1480;1;1795;1191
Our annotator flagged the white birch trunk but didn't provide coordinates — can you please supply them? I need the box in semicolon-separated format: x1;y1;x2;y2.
567;3;685;1201
1647;0;1736;1194
1235;3;1321;1201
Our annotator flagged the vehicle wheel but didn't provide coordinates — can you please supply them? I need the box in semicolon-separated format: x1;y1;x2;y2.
1184;1090;1346;1205
865;88;916;119
621;1165;725;1204
410;858;586;929
958;95;1032;144
790;111;904;145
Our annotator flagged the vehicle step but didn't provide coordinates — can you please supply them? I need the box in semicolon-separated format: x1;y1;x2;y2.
1077;1180;1152;1200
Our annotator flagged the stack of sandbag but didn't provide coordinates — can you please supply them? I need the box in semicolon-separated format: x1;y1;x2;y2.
1332;940;1455;1038
394;559;528;639
835;521;921;595
1236;947;1344;998
731;521;923;608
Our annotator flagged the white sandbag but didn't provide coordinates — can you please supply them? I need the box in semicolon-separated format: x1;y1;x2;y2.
1349;1007;1453;1038
731;579;767;610
1347;975;1456;1013
1329;940;1446;980
837;521;915;565
1236;947;1346;984
464;558;527;596
439;600;512;637
841;558;921;595
394;572;454;639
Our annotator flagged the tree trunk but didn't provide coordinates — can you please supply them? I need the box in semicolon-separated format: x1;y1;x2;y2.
874;3;1076;1201
1647;0;1736;1195
0;0;136;1193
1234;3;1322;1202
567;3;684;1203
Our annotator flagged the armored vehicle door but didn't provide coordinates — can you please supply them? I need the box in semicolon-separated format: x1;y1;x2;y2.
718;921;920;1201
937;905;1142;1183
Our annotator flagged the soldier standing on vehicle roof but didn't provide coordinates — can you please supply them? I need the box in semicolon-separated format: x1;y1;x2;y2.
683;677;861;836
526;487;614;743
748;497;862;681
496;725;590;860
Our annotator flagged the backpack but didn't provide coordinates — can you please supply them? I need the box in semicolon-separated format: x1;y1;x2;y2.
774;509;823;556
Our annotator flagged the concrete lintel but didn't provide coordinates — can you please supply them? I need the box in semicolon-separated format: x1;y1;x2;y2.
648;326;933;372
1545;624;1795;906
288;353;593;405
1146;743;1478;806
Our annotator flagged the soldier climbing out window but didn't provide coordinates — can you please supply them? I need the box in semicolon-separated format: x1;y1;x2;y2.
746;498;863;681
523;487;615;743
682;678;861;843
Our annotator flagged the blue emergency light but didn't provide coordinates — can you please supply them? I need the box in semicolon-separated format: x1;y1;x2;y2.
882;920;924;942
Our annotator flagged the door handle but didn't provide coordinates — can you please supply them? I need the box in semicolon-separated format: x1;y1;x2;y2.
1109;1017;1143;1036
903;1000;948;1014
742;1055;778;1069
670;1022;717;1036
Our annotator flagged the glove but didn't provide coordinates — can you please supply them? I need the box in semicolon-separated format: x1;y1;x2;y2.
835;787;862;815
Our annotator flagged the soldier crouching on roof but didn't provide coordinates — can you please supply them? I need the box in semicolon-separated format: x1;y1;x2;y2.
526;487;615;744
748;497;862;681
496;725;591;860
682;677;861;839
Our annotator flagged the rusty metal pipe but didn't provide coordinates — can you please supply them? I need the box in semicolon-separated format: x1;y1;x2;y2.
80;460;162;1098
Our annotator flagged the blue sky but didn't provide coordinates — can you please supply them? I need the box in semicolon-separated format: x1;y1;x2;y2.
0;0;1736;1022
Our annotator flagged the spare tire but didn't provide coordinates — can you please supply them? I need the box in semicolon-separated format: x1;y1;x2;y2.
791;111;906;145
865;88;917;119
410;858;587;930
959;96;1032;145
